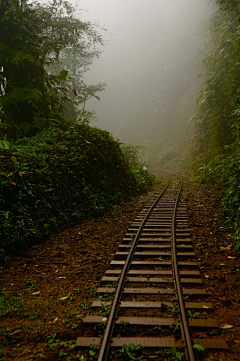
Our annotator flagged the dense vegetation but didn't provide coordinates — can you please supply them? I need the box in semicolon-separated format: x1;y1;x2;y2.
0;119;155;261
0;0;156;261
0;0;105;140
193;0;240;250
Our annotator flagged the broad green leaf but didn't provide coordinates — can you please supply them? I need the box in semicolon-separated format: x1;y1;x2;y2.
193;344;205;352
57;70;69;81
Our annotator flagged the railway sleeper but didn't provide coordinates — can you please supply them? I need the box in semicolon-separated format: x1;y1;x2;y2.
126;229;190;234
91;300;213;309
131;224;189;229
135;217;188;221
124;233;191;238
127;228;190;232
121;238;192;243
101;276;202;285
76;336;228;350
118;244;193;250
110;260;199;267
83;315;218;329
114;251;196;259
104;270;201;277
97;287;208;297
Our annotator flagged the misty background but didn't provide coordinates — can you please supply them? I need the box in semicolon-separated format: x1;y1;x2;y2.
75;0;212;166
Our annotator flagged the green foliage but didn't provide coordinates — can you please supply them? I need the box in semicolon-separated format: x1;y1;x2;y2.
167;347;184;361
0;2;156;262
0;119;155;261
192;1;240;166
216;0;240;12
192;1;240;251
0;296;23;317
46;334;75;358
0;0;52;140
36;0;105;119
170;323;181;338
194;8;240;161
0;141;38;260
77;356;87;361
158;346;184;361
187;310;200;321
191;150;240;251
96;304;111;317
114;343;145;361
193;344;205;352
88;345;99;361
0;0;104;140
168;305;179;317
121;143;157;192
93;322;106;338
0;140;15;152
218;153;240;251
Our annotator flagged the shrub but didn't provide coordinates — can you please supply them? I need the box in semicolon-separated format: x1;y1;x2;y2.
0;119;156;261
121;143;157;193
192;151;240;251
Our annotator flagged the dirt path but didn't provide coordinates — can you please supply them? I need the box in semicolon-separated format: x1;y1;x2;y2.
0;180;240;360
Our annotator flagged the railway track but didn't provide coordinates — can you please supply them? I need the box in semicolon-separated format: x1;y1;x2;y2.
76;179;228;360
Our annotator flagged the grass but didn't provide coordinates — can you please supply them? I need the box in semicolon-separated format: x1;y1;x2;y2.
0;287;88;359
0;295;23;317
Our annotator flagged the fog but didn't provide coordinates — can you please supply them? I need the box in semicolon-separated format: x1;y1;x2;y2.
77;0;212;165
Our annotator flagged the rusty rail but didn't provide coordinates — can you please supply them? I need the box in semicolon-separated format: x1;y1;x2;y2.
76;179;229;360
171;178;194;360
97;180;170;361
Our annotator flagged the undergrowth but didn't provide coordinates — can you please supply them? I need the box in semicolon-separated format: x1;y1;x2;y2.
192;149;240;251
0;118;157;262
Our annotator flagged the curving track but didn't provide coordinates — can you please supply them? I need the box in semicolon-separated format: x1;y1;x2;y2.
76;179;228;360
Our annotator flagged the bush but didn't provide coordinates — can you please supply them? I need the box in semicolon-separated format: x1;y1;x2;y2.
121;143;157;193
0;119;156;261
192;151;240;251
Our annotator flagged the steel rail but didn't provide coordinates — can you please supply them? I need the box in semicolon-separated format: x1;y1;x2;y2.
172;178;195;361
97;180;171;361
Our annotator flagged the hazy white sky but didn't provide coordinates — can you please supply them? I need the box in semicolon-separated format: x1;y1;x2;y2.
37;0;212;148
76;0;203;45
72;1;212;138
76;0;210;83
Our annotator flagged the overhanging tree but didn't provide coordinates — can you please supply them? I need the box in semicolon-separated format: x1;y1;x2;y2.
36;0;105;116
193;3;240;163
0;0;105;140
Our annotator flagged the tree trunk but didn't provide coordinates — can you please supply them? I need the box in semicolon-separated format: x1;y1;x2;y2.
21;0;27;10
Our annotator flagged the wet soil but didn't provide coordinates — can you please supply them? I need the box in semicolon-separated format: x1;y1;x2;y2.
0;179;240;360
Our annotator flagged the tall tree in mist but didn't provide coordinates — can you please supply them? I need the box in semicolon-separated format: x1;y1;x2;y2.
192;0;240;252
0;0;104;140
216;0;240;11
194;0;240;164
